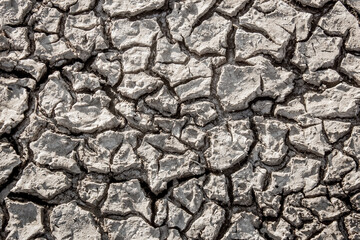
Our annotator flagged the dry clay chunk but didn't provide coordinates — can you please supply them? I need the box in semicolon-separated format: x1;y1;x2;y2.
205;119;254;170
173;178;204;214
122;47;151;73
185;13;232;56
111;18;159;50
217;64;261;112
5;199;44;239
166;200;192;230
103;0;165;17
64;12;107;61
0;142;21;185
145;86;179;117
12;163;72;200
181;101;218;126
239;1;312;43
91;53;122;87
235;27;285;61
30;130;80;173
222;212;263;239
302;197;349;222
297;0;332;8
232;163;266;205
345;213;360;240
146;150;205;194
254;117;288;166
38;71;72;117
138;141;203;193
303;69;341;87
289;124;331;156
0;0;34;25
305;83;360;118
318;2;358;36
118;72;163;100
186;202;225;240
79;130;123;173
0;81;28;135
50;201;101;240
104;216;160;240
33;6;62;34
204;174;229;204
292;28;342;71
217;57;294;112
78;175;108;206
34;33;77;66
324;150;356;183
167;0;217;41
153;58;212;87
340;54;360;85
217;0;249;16
344;126;360;159
55;90;123;133
101;179;152;221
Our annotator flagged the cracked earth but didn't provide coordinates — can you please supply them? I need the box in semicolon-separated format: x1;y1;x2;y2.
1;0;360;239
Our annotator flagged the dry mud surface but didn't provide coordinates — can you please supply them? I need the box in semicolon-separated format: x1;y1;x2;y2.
1;0;360;239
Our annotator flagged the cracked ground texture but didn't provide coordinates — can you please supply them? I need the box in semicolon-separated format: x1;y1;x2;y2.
1;0;360;239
